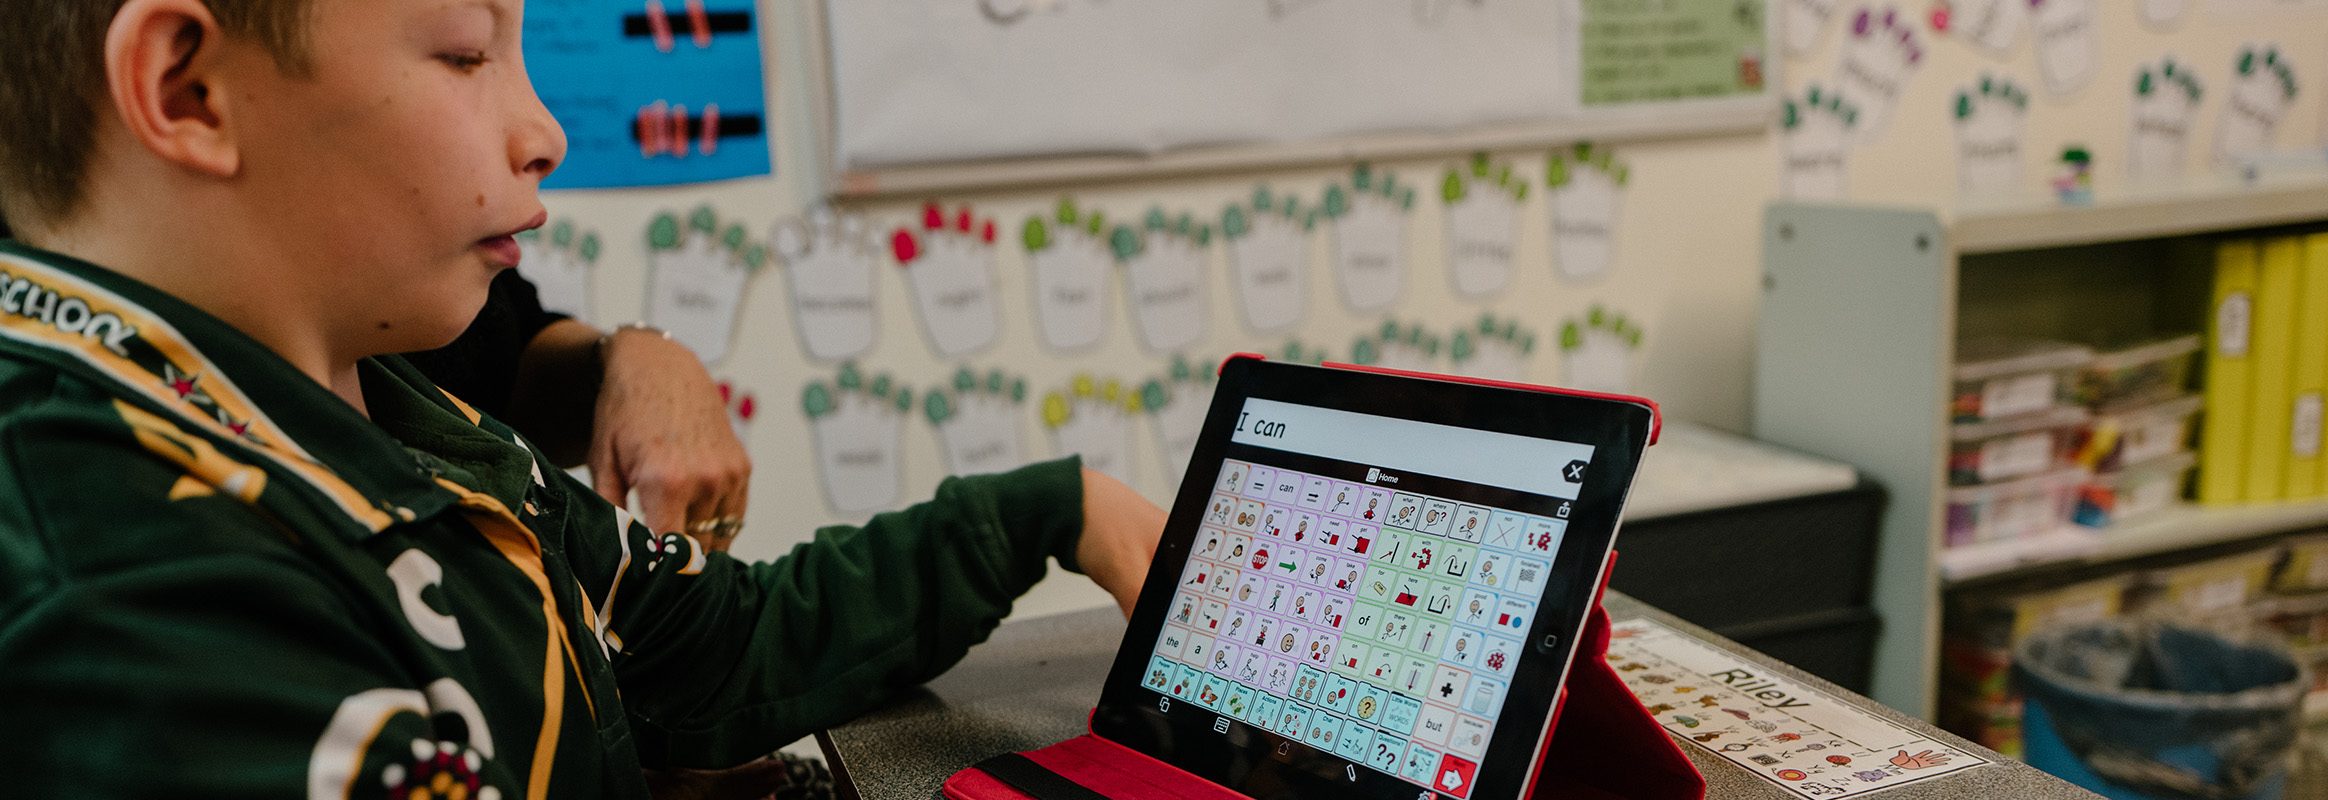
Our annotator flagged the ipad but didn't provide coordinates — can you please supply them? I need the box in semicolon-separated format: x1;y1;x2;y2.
1092;356;1657;800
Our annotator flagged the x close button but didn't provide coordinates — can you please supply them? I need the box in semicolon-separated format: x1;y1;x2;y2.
1562;460;1588;482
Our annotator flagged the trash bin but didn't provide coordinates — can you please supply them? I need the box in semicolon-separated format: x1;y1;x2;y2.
2015;620;2308;800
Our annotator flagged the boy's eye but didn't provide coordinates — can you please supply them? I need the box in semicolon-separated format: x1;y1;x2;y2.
437;51;489;72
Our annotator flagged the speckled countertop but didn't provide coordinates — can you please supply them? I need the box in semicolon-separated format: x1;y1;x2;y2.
817;592;2100;800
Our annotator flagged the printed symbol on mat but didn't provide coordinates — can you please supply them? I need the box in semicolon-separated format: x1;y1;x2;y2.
1777;769;1808;781
1673;715;1700;728
1891;750;1952;770
1827;755;1853;766
1751;754;1781;766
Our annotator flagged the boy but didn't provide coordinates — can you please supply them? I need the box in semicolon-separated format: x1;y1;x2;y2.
0;1;1166;797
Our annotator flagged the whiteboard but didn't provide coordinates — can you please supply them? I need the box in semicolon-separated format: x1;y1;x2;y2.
819;1;1771;196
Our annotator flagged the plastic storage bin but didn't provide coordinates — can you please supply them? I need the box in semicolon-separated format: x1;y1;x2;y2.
1945;467;2087;547
1950;406;2091;486
1953;338;2095;423
2071;334;2201;407
2072;452;2195;528
2077;394;2202;473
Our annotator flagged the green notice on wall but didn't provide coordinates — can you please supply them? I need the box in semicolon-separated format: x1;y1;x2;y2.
1580;0;1768;106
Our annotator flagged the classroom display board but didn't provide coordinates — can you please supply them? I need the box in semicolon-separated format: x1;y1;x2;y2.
820;0;1768;182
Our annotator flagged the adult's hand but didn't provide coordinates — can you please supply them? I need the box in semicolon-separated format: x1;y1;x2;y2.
1075;467;1167;617
589;325;753;550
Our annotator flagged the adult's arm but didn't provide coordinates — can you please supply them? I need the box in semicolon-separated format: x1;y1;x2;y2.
407;271;751;547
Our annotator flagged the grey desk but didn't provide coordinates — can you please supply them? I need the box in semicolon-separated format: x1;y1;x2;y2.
817;592;2097;799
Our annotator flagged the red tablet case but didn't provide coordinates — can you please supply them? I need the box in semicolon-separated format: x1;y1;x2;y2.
940;361;1703;799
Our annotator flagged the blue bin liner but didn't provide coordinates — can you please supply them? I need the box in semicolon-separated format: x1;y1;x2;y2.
2015;621;2307;800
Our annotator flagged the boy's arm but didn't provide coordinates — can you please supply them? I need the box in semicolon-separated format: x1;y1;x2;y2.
570;457;1161;769
0;413;472;799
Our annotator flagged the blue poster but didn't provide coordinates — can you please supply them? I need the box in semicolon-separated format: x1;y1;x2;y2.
525;0;772;189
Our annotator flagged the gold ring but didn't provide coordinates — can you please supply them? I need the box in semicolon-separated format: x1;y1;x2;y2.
688;516;743;537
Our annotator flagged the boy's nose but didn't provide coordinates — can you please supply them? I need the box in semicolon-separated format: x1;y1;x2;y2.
509;74;567;180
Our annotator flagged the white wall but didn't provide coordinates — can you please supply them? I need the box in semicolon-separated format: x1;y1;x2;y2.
540;1;2328;620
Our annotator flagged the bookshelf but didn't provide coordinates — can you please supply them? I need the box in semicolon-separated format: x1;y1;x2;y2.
1752;171;2328;717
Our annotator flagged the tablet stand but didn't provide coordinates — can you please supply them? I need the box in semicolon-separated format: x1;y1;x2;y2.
939;555;1705;800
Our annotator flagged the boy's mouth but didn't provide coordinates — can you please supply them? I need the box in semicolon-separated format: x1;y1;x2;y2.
476;211;550;268
475;235;523;268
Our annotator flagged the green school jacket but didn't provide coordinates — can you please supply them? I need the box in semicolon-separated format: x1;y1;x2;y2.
0;241;1091;799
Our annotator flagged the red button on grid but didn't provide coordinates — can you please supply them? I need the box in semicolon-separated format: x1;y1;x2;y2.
1434;753;1478;798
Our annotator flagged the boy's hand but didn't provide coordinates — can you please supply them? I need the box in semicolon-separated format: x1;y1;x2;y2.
1077;468;1166;617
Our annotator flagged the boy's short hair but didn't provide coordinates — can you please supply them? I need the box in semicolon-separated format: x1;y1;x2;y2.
0;1;312;228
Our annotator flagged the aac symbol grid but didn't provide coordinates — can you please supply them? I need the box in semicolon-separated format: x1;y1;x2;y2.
1162;459;1557;796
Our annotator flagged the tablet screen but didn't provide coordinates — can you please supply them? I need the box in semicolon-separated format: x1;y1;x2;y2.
1133;395;1601;799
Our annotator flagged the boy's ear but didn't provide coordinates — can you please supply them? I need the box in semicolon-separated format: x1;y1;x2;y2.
103;0;238;179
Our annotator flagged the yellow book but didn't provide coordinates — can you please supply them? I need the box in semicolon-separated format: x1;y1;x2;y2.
2246;237;2303;502
2199;239;2258;504
2290;233;2328;498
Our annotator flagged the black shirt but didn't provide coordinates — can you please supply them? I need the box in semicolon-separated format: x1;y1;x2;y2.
402;270;570;419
